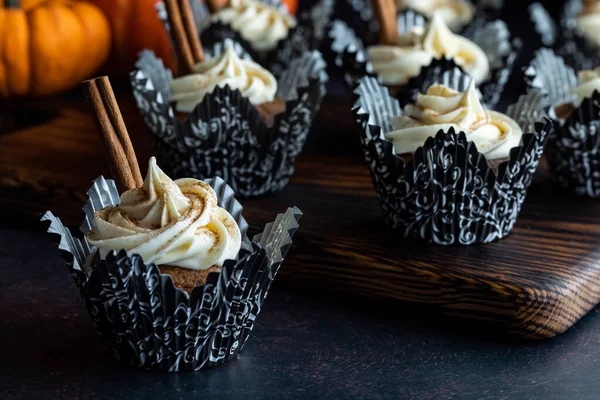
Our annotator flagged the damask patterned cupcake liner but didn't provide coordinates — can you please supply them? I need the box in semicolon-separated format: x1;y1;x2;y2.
327;9;521;109
342;0;505;49
525;48;600;198
529;0;600;71
41;176;302;371
352;74;551;245
131;41;327;197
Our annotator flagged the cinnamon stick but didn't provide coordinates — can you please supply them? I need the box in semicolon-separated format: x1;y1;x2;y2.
373;0;398;46
165;0;205;76
82;77;143;193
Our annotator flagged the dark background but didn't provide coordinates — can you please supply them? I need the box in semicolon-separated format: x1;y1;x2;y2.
4;1;600;399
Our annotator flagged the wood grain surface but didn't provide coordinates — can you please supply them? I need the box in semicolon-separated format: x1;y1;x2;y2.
1;90;599;339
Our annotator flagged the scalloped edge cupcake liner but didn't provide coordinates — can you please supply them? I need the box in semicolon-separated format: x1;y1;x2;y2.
197;0;334;76
326;10;521;110
524;48;600;198
130;46;327;198
41;176;302;371
352;75;551;245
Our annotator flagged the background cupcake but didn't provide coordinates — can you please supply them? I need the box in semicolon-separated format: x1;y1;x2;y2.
327;6;520;109
353;63;551;245
132;39;327;197
526;48;600;198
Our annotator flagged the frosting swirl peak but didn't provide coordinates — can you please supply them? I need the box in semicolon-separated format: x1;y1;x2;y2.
212;0;296;51
88;157;242;271
367;13;489;86
386;82;522;161
169;44;277;113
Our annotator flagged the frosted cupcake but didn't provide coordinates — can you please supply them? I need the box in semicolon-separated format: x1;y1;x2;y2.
43;157;302;370
526;48;600;198
169;43;285;125
367;13;489;87
353;64;551;245
396;0;475;32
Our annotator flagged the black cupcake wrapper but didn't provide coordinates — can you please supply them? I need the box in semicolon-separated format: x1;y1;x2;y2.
524;47;600;198
546;92;600;198
131;45;327;197
327;10;521;109
352;76;551;245
198;0;334;76
41;176;302;371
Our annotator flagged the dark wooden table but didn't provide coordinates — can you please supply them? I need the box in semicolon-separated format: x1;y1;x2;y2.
3;221;600;399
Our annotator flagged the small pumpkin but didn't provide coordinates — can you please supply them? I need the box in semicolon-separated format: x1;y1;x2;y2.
0;0;111;97
282;0;298;14
89;0;178;77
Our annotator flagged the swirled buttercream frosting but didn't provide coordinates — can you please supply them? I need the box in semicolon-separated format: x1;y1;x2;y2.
367;12;489;86
169;44;277;113
212;0;296;51
571;67;600;106
87;157;242;271
576;2;600;47
385;82;522;160
397;0;475;31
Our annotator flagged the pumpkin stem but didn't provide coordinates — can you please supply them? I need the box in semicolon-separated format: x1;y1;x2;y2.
4;0;20;8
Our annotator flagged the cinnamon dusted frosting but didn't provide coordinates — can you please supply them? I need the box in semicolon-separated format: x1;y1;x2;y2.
397;0;475;32
367;13;489;86
571;67;600;106
212;0;296;51
169;44;277;113
386;82;522;160
576;2;600;47
87;157;242;271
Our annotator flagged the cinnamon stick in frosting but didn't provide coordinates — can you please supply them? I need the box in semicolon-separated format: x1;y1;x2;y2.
373;0;398;46
81;76;143;193
165;0;205;76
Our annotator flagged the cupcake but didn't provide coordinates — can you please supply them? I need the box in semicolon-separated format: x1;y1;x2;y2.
526;48;600;198
353;65;551;245
386;81;521;171
367;12;489;88
396;0;475;32
199;0;334;73
132;39;327;197
328;8;520;109
168;42;285;126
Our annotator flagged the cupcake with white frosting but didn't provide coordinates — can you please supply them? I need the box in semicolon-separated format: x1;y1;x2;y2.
526;48;600;198
386;81;521;169
328;7;519;109
367;13;489;87
169;43;284;125
132;40;327;197
88;157;243;292
43;157;302;370
353;66;551;245
396;0;475;32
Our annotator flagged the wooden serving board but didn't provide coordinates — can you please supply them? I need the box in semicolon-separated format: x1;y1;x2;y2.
2;92;599;339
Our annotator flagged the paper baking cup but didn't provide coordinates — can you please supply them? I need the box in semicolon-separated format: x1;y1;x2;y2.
352;76;551;245
198;0;334;75
131;42;327;197
546;92;600;198
41;176;302;371
327;9;521;109
525;49;600;198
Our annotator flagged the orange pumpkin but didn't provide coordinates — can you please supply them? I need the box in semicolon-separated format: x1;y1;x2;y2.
89;0;178;77
0;0;111;97
282;0;297;14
